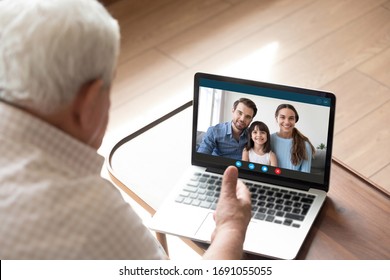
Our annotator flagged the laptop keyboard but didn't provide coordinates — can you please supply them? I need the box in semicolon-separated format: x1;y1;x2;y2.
175;172;316;228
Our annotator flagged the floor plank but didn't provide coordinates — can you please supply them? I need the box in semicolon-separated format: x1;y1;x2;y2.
110;49;185;109
107;70;194;137
117;0;231;63
370;164;390;193
106;0;175;24
160;0;386;69
268;7;390;88
384;1;390;10
158;0;312;67
333;100;390;179
358;47;390;88
323;70;390;134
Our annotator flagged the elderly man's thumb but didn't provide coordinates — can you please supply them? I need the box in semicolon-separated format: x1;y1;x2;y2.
220;166;239;198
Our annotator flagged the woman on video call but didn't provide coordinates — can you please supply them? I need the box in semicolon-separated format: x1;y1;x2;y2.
271;104;315;173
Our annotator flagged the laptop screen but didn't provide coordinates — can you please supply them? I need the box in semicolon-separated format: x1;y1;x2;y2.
192;73;336;192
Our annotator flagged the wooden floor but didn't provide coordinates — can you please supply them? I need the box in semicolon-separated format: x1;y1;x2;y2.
100;0;390;195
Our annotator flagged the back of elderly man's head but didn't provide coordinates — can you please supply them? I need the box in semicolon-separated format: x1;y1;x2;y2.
0;0;120;115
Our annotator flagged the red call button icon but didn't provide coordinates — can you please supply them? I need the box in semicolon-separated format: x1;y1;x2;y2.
274;168;282;175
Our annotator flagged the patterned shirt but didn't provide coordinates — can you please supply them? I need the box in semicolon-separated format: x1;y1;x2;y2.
0;102;166;259
197;121;248;160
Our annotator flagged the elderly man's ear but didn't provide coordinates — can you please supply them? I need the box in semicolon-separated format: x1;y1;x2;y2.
72;79;105;128
68;78;111;149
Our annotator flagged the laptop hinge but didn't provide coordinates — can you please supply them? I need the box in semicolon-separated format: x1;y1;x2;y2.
205;167;225;176
206;167;314;192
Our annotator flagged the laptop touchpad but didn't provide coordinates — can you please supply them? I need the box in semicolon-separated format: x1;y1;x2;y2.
194;212;215;241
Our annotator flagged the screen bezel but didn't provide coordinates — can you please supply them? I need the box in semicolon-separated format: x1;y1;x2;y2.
191;72;336;192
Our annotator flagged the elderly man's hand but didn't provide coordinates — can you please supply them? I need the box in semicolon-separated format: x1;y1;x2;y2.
203;166;251;259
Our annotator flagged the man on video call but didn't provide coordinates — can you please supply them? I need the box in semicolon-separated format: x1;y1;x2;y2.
0;0;251;259
197;98;258;160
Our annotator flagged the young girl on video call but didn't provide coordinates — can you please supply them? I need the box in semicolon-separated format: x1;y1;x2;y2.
242;121;278;166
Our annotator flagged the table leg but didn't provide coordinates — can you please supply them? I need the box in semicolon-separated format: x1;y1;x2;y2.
156;232;169;256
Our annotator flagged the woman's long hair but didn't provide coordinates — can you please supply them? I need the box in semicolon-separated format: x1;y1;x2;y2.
275;104;315;165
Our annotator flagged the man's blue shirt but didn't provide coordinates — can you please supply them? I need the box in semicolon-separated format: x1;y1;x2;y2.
197;121;248;160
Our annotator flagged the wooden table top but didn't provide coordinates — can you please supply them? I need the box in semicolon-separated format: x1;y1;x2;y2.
296;159;389;259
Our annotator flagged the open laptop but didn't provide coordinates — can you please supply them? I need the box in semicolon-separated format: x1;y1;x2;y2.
149;72;336;259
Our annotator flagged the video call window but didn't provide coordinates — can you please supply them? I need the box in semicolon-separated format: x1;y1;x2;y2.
195;84;332;185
